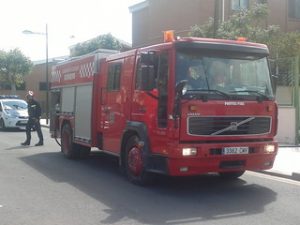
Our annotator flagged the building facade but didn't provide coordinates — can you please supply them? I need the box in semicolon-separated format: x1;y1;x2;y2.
130;0;300;48
0;60;57;117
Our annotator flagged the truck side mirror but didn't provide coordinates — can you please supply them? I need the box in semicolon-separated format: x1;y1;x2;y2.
175;80;188;97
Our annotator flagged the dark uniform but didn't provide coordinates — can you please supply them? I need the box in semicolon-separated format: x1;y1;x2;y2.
21;97;44;146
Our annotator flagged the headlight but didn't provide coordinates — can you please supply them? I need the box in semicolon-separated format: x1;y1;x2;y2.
4;110;17;118
6;113;17;118
182;147;197;156
264;144;276;153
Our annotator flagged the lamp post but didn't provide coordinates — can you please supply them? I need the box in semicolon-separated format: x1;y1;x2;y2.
23;24;49;125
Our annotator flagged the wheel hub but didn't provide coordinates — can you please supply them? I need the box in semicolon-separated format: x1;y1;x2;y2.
128;146;143;176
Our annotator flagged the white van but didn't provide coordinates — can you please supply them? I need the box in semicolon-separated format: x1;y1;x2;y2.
0;95;29;130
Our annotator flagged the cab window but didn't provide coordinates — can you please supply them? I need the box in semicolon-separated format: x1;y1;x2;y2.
107;63;122;91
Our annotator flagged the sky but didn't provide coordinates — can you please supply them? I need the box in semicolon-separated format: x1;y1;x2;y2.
0;0;143;61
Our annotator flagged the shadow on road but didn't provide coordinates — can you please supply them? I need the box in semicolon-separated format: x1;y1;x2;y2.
5;146;30;150
21;151;277;224
0;128;25;133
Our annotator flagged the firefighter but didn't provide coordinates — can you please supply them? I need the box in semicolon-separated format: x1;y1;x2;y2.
21;91;44;146
185;65;207;90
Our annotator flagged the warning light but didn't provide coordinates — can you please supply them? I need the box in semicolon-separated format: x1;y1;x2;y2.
189;105;198;112
163;30;175;42
267;104;274;112
236;37;247;42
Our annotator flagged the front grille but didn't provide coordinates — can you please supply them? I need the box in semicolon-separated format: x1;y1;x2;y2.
188;116;271;136
16;121;27;126
18;116;28;119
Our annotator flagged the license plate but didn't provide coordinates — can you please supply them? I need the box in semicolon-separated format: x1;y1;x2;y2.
223;147;249;155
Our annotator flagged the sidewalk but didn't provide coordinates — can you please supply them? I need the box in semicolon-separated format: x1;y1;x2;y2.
263;146;300;181
40;119;49;128
40;119;300;181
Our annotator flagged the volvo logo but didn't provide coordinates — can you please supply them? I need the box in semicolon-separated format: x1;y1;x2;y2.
229;122;239;131
211;117;255;135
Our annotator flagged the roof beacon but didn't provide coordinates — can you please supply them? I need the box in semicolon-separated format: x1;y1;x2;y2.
163;30;175;42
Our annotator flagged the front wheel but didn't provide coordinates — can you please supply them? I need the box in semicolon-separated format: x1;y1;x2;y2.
0;119;6;130
124;135;153;185
219;171;245;179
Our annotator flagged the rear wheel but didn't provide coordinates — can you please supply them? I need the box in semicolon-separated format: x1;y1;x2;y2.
61;123;80;159
124;135;153;185
219;171;245;179
0;119;6;130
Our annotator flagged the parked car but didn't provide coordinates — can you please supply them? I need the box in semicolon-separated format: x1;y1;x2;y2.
0;95;28;130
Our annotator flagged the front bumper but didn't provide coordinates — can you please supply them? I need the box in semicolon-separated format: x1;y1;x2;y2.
147;141;278;176
3;117;28;129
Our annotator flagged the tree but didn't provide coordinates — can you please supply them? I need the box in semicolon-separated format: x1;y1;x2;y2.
70;33;124;57
190;3;280;40
0;48;32;94
189;3;284;58
189;2;300;84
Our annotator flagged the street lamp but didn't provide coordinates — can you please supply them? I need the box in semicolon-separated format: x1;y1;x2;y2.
23;24;49;125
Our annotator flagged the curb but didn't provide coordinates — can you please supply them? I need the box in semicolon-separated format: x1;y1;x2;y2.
292;172;300;181
259;171;300;181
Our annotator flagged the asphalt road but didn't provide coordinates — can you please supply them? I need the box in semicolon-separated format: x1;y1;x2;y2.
0;128;300;225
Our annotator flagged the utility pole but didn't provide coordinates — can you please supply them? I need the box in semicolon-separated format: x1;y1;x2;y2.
294;56;300;145
222;0;225;22
45;24;49;125
213;0;222;38
22;24;49;125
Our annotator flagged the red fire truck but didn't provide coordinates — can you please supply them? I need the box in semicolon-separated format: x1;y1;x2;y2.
50;35;278;185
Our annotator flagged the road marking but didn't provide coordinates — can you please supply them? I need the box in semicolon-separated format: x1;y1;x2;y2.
247;171;300;186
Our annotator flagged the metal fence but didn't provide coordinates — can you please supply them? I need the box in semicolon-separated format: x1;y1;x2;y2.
269;57;296;106
270;56;300;144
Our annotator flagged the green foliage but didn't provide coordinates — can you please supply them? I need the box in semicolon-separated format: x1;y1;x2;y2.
70;33;123;57
218;4;279;41
189;3;300;59
190;17;215;38
0;48;32;93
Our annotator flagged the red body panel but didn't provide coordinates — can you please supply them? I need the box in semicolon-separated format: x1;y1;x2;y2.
51;55;95;88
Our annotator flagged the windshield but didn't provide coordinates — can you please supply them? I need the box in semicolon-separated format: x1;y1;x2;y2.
3;100;27;110
176;49;274;100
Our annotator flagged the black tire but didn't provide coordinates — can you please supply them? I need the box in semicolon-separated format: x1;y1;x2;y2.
219;171;245;179
124;135;153;185
61;123;80;159
0;119;5;130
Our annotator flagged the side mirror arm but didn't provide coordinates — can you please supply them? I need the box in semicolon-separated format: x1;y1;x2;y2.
172;80;188;127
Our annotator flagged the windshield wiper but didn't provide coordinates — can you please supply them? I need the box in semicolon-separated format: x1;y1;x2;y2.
186;89;230;97
229;90;269;101
184;89;231;101
208;89;231;98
